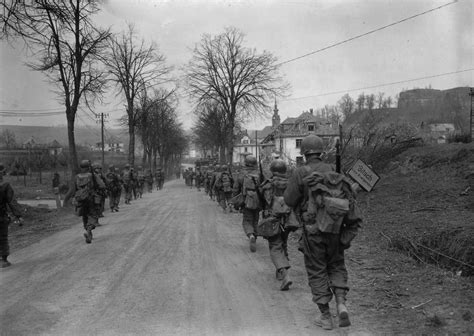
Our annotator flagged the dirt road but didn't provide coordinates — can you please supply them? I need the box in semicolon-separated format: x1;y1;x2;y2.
2;180;379;336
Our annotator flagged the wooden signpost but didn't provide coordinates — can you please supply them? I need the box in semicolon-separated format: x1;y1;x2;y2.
347;159;380;192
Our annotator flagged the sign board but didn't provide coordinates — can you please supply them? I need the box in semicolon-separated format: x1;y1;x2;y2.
347;159;380;192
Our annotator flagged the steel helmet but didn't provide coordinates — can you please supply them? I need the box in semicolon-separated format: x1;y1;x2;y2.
124;163;130;169
300;134;324;155
92;162;101;169
244;155;257;167
108;164;115;171
80;160;90;168
221;164;228;171
270;159;287;174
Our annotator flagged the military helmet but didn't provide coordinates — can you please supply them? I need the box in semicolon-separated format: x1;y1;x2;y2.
92;161;101;169
300;134;324;155
109;164;115;171
124;163;130;169
221;164;228;171
244;155;257;167
80;160;90;168
270;159;287;174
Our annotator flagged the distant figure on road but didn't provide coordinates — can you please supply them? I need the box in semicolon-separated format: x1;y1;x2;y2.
284;134;363;331
122;164;133;204
232;155;262;253
106;165;121;212
144;168;153;193
0;163;24;268
155;167;164;190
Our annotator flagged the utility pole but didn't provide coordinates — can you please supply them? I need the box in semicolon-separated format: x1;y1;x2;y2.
470;88;474;142
96;113;109;167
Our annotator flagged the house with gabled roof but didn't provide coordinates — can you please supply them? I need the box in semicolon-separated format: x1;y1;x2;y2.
261;106;340;165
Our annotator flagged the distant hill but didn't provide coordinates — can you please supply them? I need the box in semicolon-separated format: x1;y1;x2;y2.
0;125;129;147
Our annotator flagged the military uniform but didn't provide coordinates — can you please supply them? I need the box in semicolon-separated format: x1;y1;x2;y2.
284;135;362;330
106;166;121;212
155;169;164;190
232;156;262;252
137;168;145;198
0;166;24;268
75;160;106;243
145;169;153;192
216;167;234;212
122;166;133;204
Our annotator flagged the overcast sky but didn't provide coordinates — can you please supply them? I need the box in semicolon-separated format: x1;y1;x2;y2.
0;0;472;131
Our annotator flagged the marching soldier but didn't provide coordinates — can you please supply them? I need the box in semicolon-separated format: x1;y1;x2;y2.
92;162;107;218
232;156;262;252
259;159;294;291
215;164;234;212
155;167;164;190
74;160;105;244
137;166;145;198
284;134;362;330
122;164;133;204
0;163;24;268
114;167;123;208
106;165;121;212
145;168;154;193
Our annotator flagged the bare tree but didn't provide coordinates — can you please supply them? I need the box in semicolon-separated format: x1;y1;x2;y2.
376;92;385;108
0;129;17;149
365;94;376;111
1;0;111;204
184;27;288;164
338;94;355;121
356;93;365;112
383;96;393;108
105;24;172;166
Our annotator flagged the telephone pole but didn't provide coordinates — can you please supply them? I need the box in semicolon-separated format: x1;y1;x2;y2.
96;113;109;167
470;88;474;142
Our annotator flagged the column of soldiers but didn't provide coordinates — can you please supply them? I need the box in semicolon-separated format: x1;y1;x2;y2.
192;134;363;331
73;161;167;245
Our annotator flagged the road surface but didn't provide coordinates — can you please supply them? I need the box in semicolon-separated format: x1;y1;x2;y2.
1;180;375;336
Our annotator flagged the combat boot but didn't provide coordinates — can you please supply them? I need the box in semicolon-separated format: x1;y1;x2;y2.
249;234;257;252
315;303;333;330
279;268;292;291
335;291;351;327
84;230;92;244
1;256;11;268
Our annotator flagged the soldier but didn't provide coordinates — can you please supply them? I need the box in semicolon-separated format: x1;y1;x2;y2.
259;159;294;291
0;163;24;268
122;164;133;204
114;167;123;208
195;167;203;191
215;164;234;212
131;167;138;200
155;167;164;190
205;165;215;199
284;134;362;330
145;168;153;193
137;166;145;198
232;155;262;252
106;165;121;212
74;160;105;244
92;162;107;218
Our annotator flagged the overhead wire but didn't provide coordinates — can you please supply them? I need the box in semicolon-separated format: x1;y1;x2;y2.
282;68;474;102
276;0;459;66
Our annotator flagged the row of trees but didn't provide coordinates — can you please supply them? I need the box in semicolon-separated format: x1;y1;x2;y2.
1;1;186;202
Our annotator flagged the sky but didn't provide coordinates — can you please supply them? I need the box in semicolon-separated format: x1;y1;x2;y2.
0;0;472;132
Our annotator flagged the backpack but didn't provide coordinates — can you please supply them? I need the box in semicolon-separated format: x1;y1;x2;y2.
74;172;93;206
221;173;232;192
262;176;291;216
242;173;261;210
302;171;353;234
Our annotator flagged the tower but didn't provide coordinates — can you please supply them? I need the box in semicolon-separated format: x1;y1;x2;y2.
272;100;280;129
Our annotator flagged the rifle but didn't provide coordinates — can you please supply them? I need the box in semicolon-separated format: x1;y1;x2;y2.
335;139;341;173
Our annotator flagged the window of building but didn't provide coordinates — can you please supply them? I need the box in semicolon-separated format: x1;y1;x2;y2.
242;139;249;144
296;139;302;148
244;147;248;152
308;124;314;132
279;138;283;151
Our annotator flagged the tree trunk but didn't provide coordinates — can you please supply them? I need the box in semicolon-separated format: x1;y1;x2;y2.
63;112;79;207
128;121;135;166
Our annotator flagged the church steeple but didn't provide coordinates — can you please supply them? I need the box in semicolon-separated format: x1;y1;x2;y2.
272;99;280;129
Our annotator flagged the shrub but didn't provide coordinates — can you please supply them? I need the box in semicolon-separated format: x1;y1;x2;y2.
447;132;471;144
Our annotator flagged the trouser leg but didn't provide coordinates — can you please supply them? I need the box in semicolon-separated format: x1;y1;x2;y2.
0;219;10;258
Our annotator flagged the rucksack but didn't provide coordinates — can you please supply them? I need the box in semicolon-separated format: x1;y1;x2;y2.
242;173;261;210
262;176;291;216
221;173;232;192
75;172;93;206
303;171;353;234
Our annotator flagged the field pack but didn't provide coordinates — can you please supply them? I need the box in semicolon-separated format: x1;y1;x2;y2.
242;173;261;210
74;172;93;207
262;176;291;216
303;171;353;234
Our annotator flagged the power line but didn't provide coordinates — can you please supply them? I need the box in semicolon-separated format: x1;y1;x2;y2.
282;68;474;102
276;0;459;66
0;108;63;112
